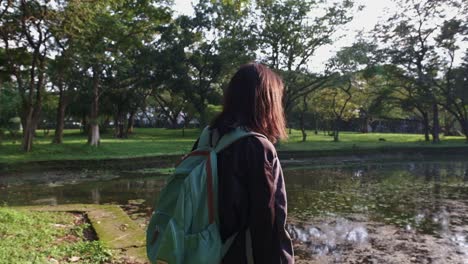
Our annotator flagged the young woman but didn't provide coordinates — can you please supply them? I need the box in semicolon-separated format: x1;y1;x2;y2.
194;63;294;263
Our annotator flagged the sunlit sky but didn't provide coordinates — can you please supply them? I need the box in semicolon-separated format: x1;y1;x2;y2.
173;0;398;72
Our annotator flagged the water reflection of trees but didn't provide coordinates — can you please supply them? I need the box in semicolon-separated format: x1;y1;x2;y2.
286;161;468;233
1;177;166;206
287;218;368;257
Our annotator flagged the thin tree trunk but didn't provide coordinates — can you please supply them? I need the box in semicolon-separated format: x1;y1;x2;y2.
53;86;66;144
422;112;430;142
88;67;100;146
198;106;207;128
114;111;126;139
432;103;440;143
22;86;43;151
333;118;340;142
114;114;119;137
127;111;135;135
300;113;307;142
22;112;34;152
314;114;319;135
22;105;41;152
81;112;87;134
300;96;307;142
21;53;44;152
362;116;369;133
444;112;455;136
89;124;100;146
118;122;125;138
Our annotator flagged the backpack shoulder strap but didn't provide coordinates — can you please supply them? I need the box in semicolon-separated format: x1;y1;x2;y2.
214;127;267;153
196;126;213;149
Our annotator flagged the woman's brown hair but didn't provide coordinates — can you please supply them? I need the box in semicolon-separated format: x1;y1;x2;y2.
211;63;287;143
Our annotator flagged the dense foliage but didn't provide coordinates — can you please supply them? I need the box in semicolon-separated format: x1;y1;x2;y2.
0;0;467;152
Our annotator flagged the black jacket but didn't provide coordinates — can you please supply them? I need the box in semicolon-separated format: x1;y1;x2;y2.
193;131;294;264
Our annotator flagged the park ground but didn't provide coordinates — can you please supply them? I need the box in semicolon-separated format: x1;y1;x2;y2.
0;128;467;165
1;129;467;263
0;207;112;264
0;204;147;264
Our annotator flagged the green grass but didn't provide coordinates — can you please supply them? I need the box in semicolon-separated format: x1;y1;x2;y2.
0;128;466;164
0;207;111;264
279;130;467;151
0;128;198;164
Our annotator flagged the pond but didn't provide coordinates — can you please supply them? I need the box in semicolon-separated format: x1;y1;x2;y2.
1;158;467;263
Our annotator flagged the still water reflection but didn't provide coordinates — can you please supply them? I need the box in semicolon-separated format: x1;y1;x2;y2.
285;161;468;231
1;160;467;262
285;160;468;263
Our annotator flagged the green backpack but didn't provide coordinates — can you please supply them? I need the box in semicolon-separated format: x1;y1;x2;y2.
146;126;264;264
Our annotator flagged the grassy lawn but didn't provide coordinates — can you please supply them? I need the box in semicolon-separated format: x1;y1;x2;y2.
0;207;111;264
280;130;467;151
0;128;198;164
0;128;466;164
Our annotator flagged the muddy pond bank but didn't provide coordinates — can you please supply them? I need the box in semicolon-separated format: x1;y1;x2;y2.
1;157;467;263
1;146;468;174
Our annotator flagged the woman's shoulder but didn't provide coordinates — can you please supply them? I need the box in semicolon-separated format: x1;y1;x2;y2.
237;135;278;161
212;124;278;160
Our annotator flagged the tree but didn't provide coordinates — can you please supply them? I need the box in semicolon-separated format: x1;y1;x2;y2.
47;0;99;144
433;17;468;141
375;0;466;143
436;52;468;141
254;0;359;115
69;0;170;145
0;81;21;139
325;41;377;141
151;1;254;127
0;0;56;151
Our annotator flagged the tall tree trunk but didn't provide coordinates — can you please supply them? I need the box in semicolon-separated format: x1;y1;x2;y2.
114;111;127;139
118;115;125;138
444;111;455;136
21;51;45;152
22;110;34;152
81;112;87;134
432;103;440;143
422;112;430;142
22;104;41;152
127;111;135;135
361;116;369;133
300;96;307;142
197;104;207;128
114;114;119;137
88;67;100;146
333;118;340;142
314;113;319;135
300;112;307;142
53;85;66;144
22;80;44;151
